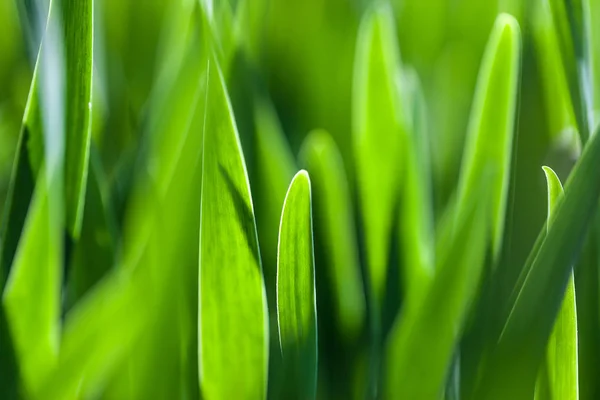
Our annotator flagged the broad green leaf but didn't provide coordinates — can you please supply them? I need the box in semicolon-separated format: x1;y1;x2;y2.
398;67;434;307
352;2;405;315
61;0;94;238
199;60;268;399
299;129;365;341
384;178;491;400
276;170;317;400
532;0;580;155
474;124;600;399
534;166;578;400
456;12;521;261
584;0;600;132
2;173;61;395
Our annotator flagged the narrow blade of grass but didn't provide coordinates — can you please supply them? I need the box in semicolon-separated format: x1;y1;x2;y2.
474;123;600;399
199;59;268;399
276;170;317;400
352;1;405;317
456;13;521;261
299;129;365;341
61;0;93;238
584;0;600;132
534;166;578;400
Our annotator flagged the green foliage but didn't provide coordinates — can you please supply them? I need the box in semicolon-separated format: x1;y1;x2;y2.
2;0;600;399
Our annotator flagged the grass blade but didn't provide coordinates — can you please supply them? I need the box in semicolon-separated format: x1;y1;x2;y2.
474;123;600;399
535;166;578;400
199;59;268;399
456;13;521;261
584;0;600;132
61;0;93;238
299;129;365;341
352;1;405;318
276;170;317;399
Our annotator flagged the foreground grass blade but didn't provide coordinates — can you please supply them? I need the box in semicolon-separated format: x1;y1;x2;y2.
474;124;600;399
352;1;405;318
456;13;521;260
584;0;600;132
61;0;93;238
2;173;61;394
384;179;491;400
299;129;365;341
535;167;578;400
199;60;268;399
276;170;317;400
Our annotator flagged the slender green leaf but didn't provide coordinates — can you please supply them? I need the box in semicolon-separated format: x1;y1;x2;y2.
474;124;600;399
456;13;521;261
61;0;94;238
199;60;268;399
584;0;600;132
384;178;491;400
352;1;405;314
276;170;317;400
535;167;578;400
299;129;365;341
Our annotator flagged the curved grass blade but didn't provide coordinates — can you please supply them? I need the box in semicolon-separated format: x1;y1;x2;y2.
352;1;405;319
199;60;268;399
456;13;521;261
534;167;578;400
299;129;365;341
398;67;435;308
384;178;491;400
61;0;93;238
474;124;600;399
276;170;317;400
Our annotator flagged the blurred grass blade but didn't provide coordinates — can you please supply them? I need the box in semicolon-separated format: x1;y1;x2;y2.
276;170;317;400
398;67;435;307
253;96;296;284
384;178;491;400
475;124;600;399
532;0;580;155
584;0;600;132
199;60;268;399
534;167;578;400
352;1;405;316
61;0;93;238
2;172;61;394
299;129;365;341
456;13;521;261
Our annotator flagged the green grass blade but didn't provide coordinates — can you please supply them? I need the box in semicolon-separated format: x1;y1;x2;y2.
456;13;521;261
398;67;435;307
299;129;365;341
199;59;268;399
352;1;405;315
474;124;600;399
535;166;578;400
584;0;600;132
61;0;93;238
2;173;61;395
532;0;580;155
276;170;317;400
384;178;491;400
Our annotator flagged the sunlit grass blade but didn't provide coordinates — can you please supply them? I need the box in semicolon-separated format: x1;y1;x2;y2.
384;177;491;400
199;60;268;399
455;13;521;261
474;124;600;399
276;170;317;399
61;0;93;238
398;67;434;307
299;129;365;341
584;0;600;132
532;0;579;155
2;172;61;395
534;166;578;400
352;1;405;318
